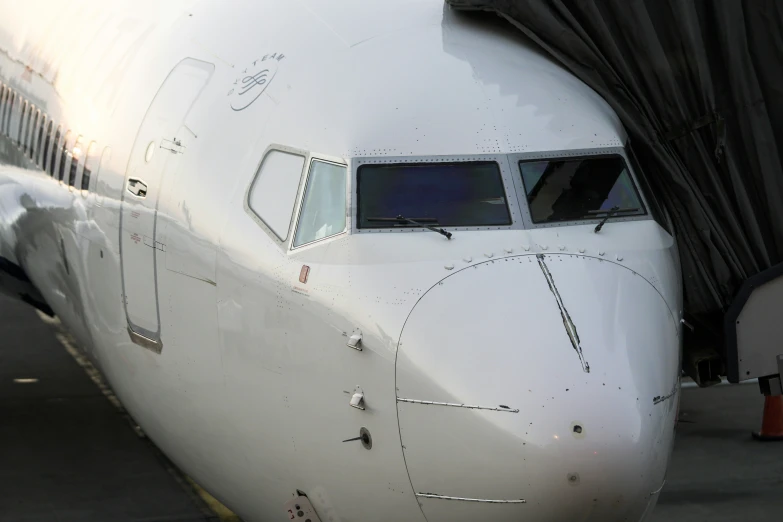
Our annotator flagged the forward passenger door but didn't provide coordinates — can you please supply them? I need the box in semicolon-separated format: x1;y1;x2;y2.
119;58;214;351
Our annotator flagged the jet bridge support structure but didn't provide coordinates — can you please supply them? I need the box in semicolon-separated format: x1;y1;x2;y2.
725;262;783;397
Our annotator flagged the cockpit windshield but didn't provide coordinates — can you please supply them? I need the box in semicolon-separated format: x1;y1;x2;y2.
519;155;645;224
357;162;511;229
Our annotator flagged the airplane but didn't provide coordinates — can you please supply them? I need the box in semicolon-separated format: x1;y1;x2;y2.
0;1;682;521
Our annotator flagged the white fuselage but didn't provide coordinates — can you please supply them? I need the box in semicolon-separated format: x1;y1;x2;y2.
0;1;682;521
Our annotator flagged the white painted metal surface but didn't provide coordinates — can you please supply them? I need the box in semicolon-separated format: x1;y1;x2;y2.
119;58;214;344
0;1;682;521
396;255;679;521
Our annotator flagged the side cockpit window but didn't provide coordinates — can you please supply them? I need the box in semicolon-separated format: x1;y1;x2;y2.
519;155;646;224
248;149;306;241
293;160;347;247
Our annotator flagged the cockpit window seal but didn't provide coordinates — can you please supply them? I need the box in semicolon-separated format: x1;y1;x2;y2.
244;143;310;246
507;147;653;230
289;153;350;252
350;154;524;234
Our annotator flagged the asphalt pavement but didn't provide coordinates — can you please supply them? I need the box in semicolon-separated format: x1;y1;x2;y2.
650;381;783;521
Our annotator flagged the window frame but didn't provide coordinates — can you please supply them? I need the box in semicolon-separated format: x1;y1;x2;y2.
6;91;17;138
49;125;63;177
350;154;523;235
18;99;28;148
290;157;349;250
69;135;84;189
29;108;39;160
35;112;46;166
42;120;54;173
23;104;35;156
0;85;7;134
58;130;73;183
244;144;310;245
81;141;98;194
507;147;652;230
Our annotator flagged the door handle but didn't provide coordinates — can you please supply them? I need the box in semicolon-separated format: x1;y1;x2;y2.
127;178;148;198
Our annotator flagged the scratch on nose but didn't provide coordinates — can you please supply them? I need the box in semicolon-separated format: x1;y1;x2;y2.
536;254;590;373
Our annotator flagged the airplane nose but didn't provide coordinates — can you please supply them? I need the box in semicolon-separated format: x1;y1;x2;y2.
395;254;680;522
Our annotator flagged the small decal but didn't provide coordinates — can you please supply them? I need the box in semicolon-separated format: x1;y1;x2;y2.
228;53;285;111
299;265;310;284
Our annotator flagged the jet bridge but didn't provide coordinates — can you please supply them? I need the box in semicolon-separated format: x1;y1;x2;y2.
726;263;783;396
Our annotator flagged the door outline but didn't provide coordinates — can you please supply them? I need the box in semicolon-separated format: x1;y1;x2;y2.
119;58;214;351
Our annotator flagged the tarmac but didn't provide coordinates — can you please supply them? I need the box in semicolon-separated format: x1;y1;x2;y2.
649;381;783;521
0;294;222;522
1;293;782;521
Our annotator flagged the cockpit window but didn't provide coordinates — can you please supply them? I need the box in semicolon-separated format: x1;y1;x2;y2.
357;162;511;229
519;155;645;224
248;149;306;241
293;160;347;247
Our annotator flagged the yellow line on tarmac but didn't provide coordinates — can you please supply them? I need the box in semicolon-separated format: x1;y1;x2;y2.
186;478;242;521
39;311;242;521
